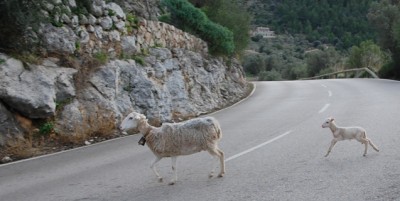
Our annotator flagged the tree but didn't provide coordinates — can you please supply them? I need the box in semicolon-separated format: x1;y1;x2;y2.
347;40;389;72
306;50;329;77
162;0;234;55
193;0;251;55
0;0;44;53
368;0;400;79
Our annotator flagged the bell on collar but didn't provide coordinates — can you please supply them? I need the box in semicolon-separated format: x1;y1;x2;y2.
138;136;146;146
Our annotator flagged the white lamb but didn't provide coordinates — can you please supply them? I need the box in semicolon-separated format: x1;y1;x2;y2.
119;112;225;185
322;117;379;157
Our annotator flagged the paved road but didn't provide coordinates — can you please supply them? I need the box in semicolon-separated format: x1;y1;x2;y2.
1;79;400;201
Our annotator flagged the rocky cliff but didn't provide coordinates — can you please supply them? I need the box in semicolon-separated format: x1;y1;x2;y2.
0;0;248;160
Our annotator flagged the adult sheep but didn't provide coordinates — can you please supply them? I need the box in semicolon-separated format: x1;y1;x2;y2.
119;112;225;185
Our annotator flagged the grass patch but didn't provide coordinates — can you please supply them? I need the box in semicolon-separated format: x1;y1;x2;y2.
133;56;145;65
56;98;73;111
0;58;5;65
39;122;54;136
12;53;42;66
93;51;108;64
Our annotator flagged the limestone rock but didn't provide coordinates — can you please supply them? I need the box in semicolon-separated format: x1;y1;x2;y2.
0;54;77;119
39;24;77;54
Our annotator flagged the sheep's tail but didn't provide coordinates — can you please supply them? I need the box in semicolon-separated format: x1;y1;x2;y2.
208;117;222;140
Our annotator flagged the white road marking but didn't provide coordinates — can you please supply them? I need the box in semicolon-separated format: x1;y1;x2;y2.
318;103;330;113
225;130;293;162
321;84;327;88
328;90;332;97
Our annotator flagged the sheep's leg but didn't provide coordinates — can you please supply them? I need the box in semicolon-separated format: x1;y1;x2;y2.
151;156;163;182
207;147;225;178
169;156;178;185
325;139;338;157
367;138;379;152
208;154;217;178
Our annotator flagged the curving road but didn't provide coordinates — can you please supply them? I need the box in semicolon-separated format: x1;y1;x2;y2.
1;79;400;201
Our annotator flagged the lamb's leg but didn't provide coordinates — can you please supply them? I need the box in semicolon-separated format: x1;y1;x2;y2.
207;147;225;178
325;139;338;157
151;156;163;182
361;138;369;156
169;156;178;185
367;138;380;152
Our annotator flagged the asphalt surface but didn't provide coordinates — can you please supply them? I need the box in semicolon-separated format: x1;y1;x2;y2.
1;79;400;201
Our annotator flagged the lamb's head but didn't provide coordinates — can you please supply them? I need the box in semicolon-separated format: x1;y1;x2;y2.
119;112;146;132
322;117;334;128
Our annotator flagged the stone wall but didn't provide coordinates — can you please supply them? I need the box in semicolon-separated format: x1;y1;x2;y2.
37;0;208;58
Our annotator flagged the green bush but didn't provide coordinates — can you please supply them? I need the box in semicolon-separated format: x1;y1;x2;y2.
39;122;54;136
258;70;283;81
202;21;234;55
198;0;251;54
162;0;235;55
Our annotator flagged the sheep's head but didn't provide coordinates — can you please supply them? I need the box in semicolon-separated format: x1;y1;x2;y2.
119;112;146;132
322;117;334;128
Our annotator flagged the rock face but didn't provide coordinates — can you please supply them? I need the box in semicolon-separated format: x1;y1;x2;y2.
0;102;23;146
0;0;247;146
0;54;77;119
55;47;246;136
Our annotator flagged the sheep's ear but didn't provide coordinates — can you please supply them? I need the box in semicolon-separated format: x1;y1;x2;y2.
330;118;334;122
137;114;146;120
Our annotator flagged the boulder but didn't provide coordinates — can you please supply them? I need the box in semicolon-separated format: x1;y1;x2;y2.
39;24;78;54
0;54;77;119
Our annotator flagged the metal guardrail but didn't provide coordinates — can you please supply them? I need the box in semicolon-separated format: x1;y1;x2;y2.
301;67;379;80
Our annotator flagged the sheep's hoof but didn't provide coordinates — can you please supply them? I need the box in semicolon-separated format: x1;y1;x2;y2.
363;154;367;157
209;173;214;178
158;177;163;183
168;181;176;185
218;173;224;178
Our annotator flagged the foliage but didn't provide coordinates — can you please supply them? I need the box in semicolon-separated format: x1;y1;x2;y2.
162;0;235;55
0;0;45;52
305;50;330;77
243;30;348;80
248;0;376;50
93;51;108;64
242;53;265;75
125;13;139;34
133;56;145;66
197;0;251;54
56;98;73;111
368;0;400;79
158;13;171;24
258;70;282;81
12;52;42;65
0;59;5;65
347;40;390;72
39;122;54;136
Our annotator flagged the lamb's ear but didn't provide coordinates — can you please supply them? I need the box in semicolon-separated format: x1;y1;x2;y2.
330;118;335;122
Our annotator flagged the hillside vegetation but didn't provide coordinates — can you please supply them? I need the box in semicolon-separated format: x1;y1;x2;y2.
249;0;376;50
244;0;400;80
